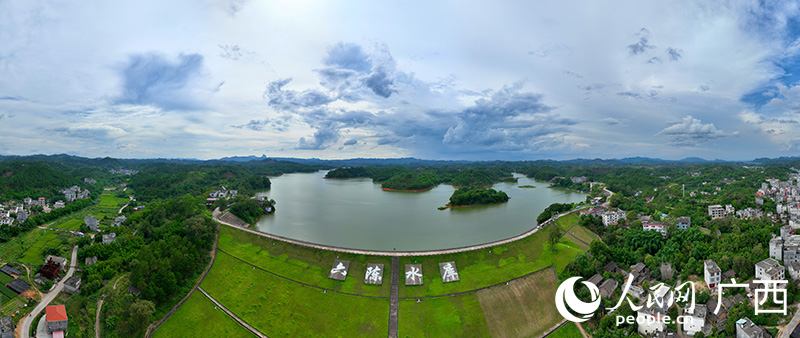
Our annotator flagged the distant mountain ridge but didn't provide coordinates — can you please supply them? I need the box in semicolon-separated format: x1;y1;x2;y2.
0;153;796;168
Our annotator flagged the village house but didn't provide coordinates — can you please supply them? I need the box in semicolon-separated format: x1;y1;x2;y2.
682;305;706;336
676;216;691;230
84;215;99;231
64;276;81;294
45;304;68;337
102;233;117;244
601;210;625;226
736;317;767;338
0;316;14;338
637;305;668;335
704;260;721;290
643;222;667;237
54;200;65;209
598;279;618;298
755;258;785;281
708;204;727;219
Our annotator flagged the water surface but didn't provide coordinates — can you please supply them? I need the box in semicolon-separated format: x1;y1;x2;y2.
254;171;585;251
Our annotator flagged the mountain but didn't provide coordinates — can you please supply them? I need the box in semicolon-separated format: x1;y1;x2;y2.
218;154;268;162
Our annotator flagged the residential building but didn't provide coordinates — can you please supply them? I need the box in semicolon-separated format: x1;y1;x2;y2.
682;305;706;336
0;316;13;338
84;215;99;231
77;190;90;200
64;276;81;294
44;255;68;269
784;235;800;265
570;176;588;183
587;274;603;287
64;191;75;202
102;233;116;245
676;216;691;230
112;215;126;227
637;305;667;335
599;279;618;298
735;317;765;338
708;205;726;219
23;197;32;205
643;222;667;237
54;200;65;209
770;236;783;260
83;178;97;184
755;258;785;281
602;210;625;226
788;262;800;281
704;260;721;290
16;210;26;222
45;304;68;335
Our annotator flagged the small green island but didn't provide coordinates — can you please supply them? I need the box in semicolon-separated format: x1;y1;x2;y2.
518;185;536;188
447;186;510;208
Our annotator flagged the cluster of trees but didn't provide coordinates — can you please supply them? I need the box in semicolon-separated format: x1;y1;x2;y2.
536;202;574;224
228;196;265;223
128;164;273;201
448;187;509;206
74;196;216;337
381;172;442;190
0;162;79;200
550;177;591;192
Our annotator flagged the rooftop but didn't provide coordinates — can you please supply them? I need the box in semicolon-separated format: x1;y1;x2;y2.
46;304;68;322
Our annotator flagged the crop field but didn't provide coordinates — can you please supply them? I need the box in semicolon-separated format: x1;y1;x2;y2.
0;272;14;285
153;292;256;338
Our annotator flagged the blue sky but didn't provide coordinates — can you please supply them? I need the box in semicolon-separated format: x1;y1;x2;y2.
2;1;800;160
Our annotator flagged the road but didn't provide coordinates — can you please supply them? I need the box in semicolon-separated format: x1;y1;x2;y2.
19;245;78;338
780;303;800;338
118;196;133;214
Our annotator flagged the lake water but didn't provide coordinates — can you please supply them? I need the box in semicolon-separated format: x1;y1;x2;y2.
253;171;585;251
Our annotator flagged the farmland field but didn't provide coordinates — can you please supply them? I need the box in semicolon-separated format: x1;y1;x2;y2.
548;322;581;338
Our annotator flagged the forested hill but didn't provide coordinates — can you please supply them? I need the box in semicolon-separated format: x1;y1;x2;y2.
0;162;80;200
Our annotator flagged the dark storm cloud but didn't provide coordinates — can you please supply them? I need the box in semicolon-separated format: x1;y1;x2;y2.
265;78;335;109
296;122;340;150
117;53;204;110
315;42;397;98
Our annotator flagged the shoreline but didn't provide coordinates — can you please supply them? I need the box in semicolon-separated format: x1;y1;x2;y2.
380;186;434;192
444;200;509;209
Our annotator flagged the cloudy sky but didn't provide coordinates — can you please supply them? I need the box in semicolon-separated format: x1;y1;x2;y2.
1;1;800;160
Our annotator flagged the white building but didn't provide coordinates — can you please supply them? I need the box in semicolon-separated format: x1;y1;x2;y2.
643;222;667;237
637;306;667;335
84;215;99;232
784;235;800;265
704;260;721;290
601;210;625;226
683;305;706;336
770;236;783;261
708;205;726;219
755;258;785;281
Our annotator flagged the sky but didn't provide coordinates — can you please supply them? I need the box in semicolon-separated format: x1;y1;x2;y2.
2;1;800;161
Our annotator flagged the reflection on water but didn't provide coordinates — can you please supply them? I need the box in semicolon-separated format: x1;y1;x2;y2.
253;171;585;251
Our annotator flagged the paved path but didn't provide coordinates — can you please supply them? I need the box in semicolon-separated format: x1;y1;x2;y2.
389;256;399;338
780;303;800;338
197;287;268;338
19;245;78;338
95;297;104;338
213;205;589;257
576;322;590;338
118;196;133;214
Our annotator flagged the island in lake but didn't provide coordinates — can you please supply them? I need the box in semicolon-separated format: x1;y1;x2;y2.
447;186;510;208
518;185;536;188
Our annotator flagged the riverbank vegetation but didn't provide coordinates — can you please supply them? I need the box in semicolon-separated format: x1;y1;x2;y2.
448;187;509;207
228;197;264;223
536;202;574;224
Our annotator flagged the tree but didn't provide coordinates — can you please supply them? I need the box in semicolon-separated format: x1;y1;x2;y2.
129;299;155;333
549;225;561;252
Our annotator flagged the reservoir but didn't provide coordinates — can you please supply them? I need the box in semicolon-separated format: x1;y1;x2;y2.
253;171;585;251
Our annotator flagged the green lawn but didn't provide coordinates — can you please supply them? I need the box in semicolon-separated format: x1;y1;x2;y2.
53;218;84;231
548;323;581;338
202;252;389;337
398;294;490;338
217;226;392;297
154;291;256;338
554;212;580;230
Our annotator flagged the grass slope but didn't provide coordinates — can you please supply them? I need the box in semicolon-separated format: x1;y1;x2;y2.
547;322;581;338
476;267;561;338
398;294;490;337
217;226;392;297
154;291;256;338
202;252;389;337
